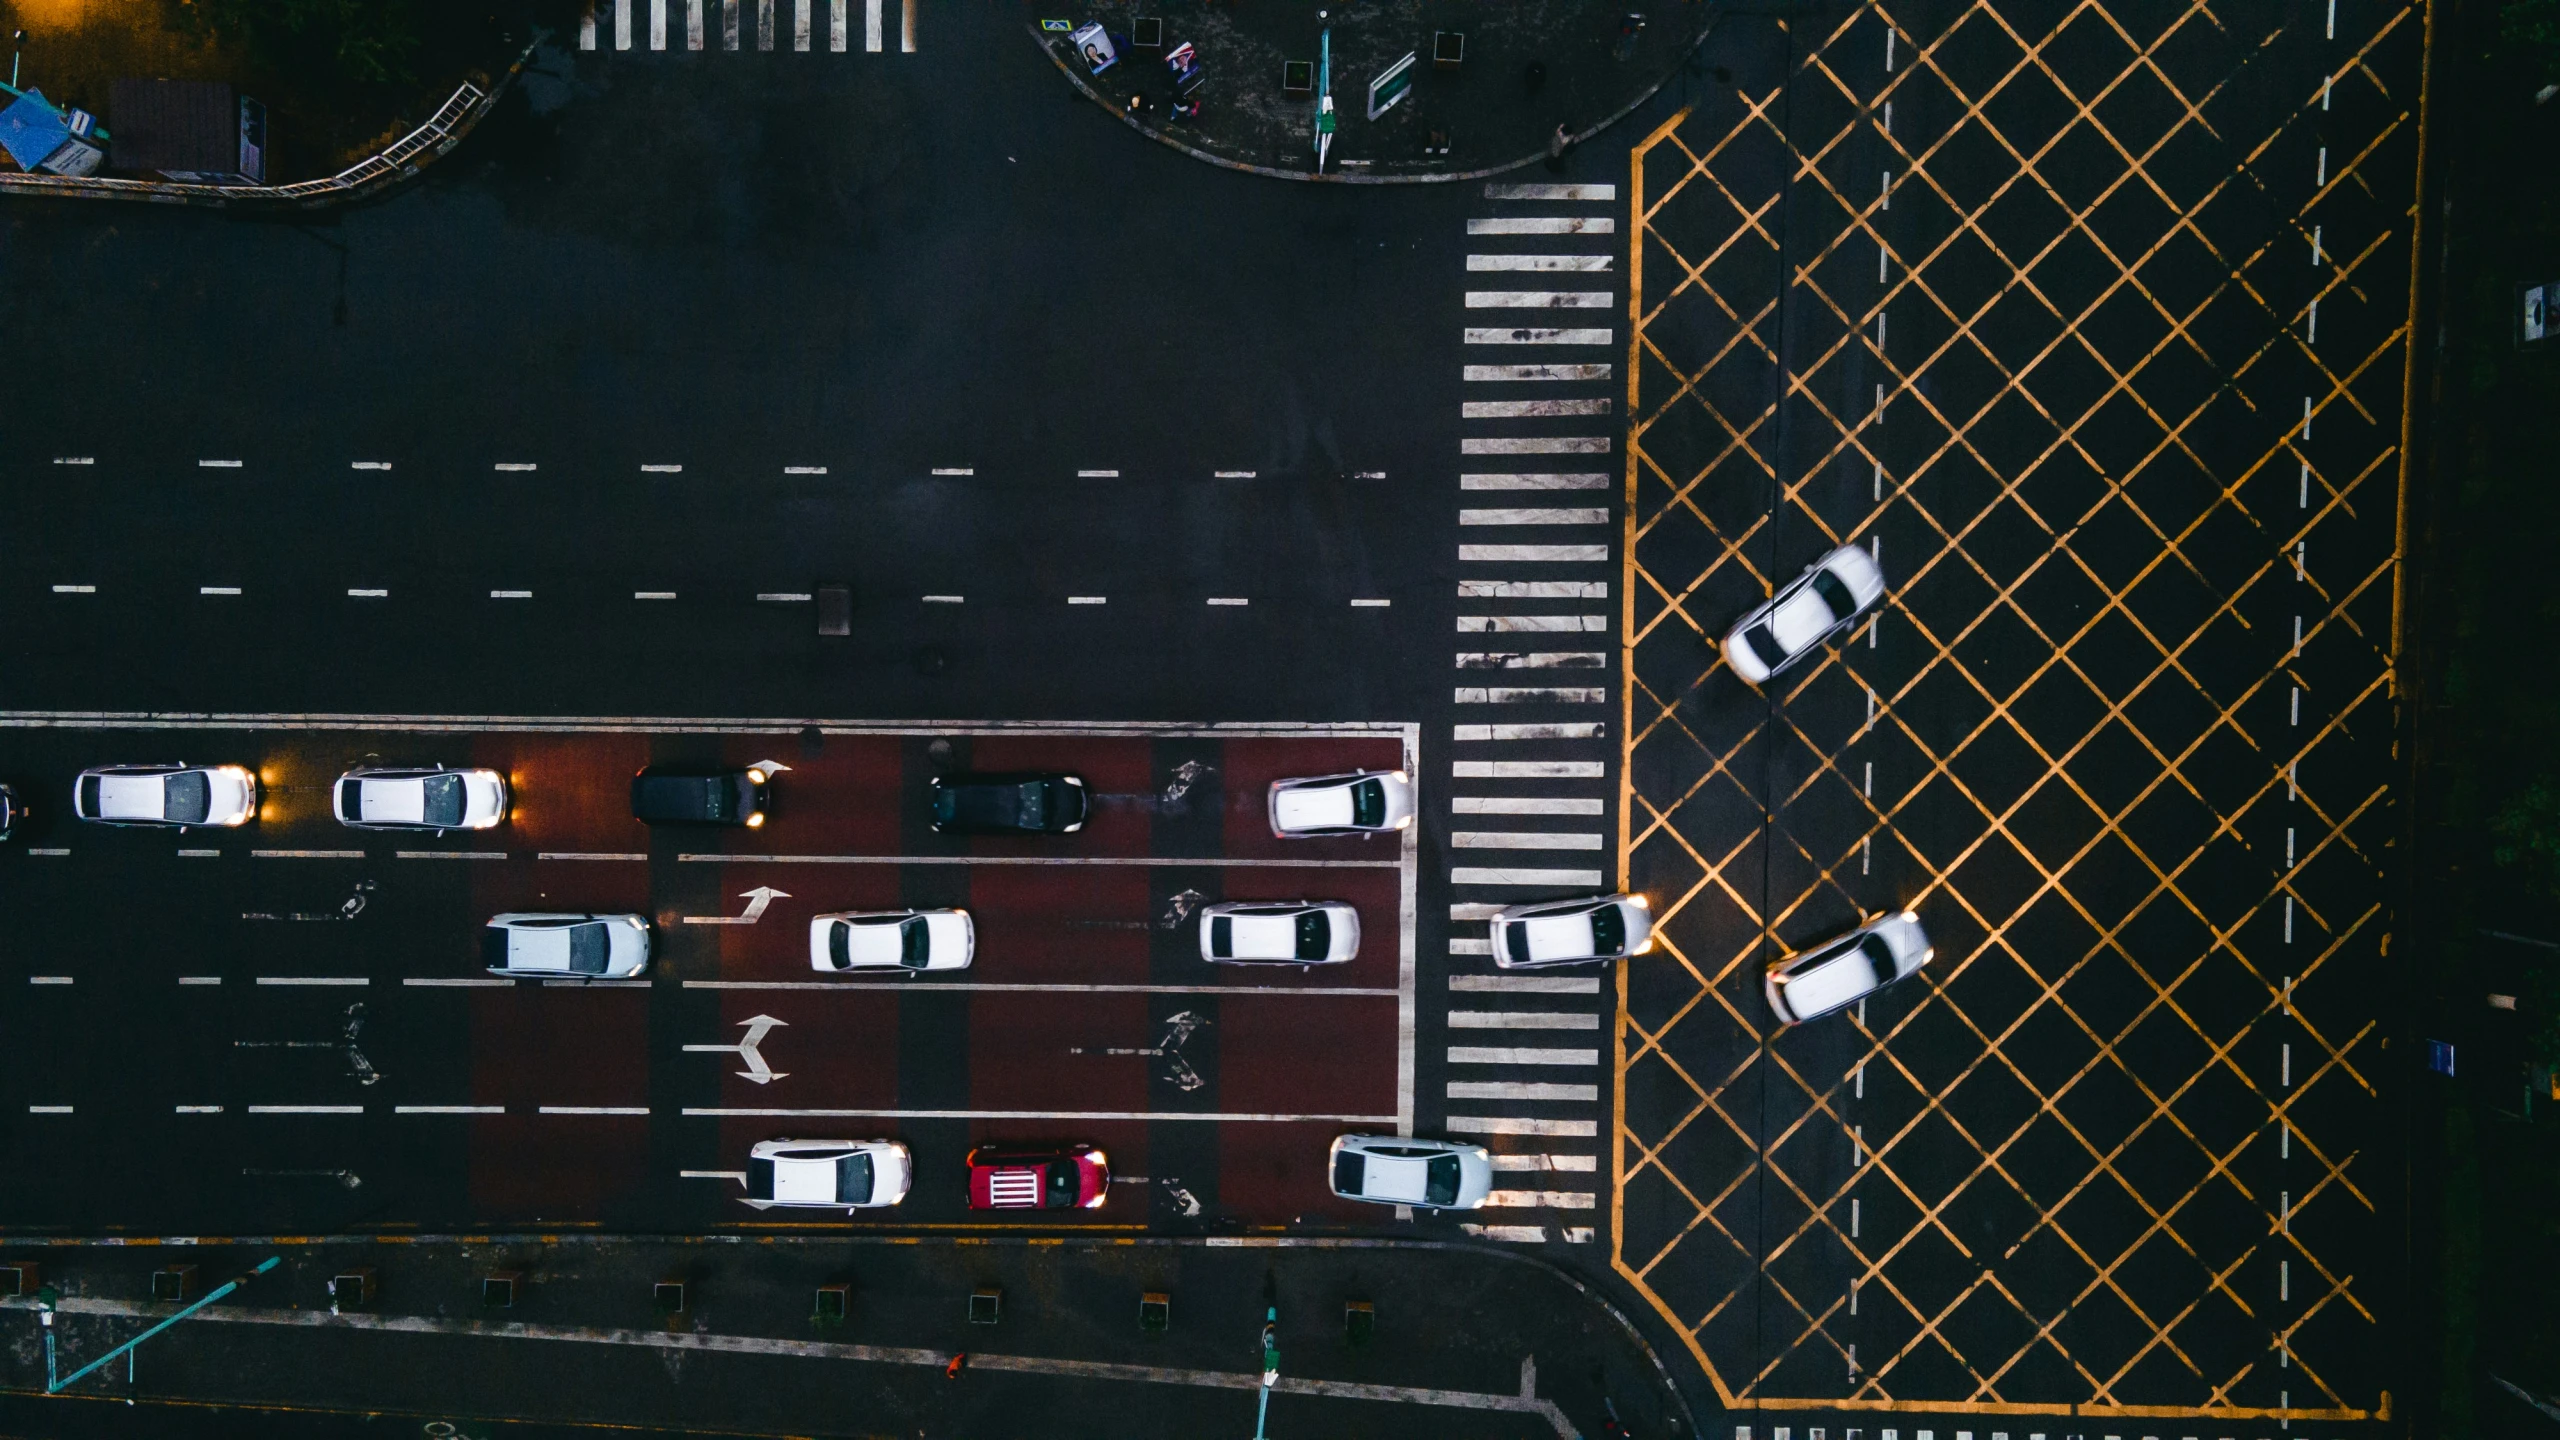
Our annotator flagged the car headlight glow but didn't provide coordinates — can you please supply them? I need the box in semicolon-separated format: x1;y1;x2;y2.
1394;814;1414;829
745;811;767;828
1390;771;1409;785
746;769;767;785
1628;894;1650;909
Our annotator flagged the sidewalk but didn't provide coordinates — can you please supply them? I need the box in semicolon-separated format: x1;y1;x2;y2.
0;1234;1697;1438
1028;0;1716;181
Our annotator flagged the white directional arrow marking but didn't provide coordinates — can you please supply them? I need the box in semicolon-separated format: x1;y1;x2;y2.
683;1014;789;1084
747;759;793;775
681;886;792;926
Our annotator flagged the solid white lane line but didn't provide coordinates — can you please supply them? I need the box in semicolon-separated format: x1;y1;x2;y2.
1207;597;1249;606
175;1105;224;1114
397;1105;505;1114
1460;579;1607;598
50;585;94;594
256;976;369;986
756;592;813;602
1464;362;1613;380
1453;761;1606;779
784;465;828;474
1453;688;1607;706
1447;1115;1600;1136
539;1106;650;1115
1077;468;1120;477
177;848;220;858
1484;182;1617;200
1463;328;1614;345
178;976;223;986
1484;1190;1597;1209
1462;474;1609;489
247;1105;365;1114
494;462;537;472
1351;598;1392;607
1455;653;1607;671
539;852;648;862
1459;544;1609;562
641;464;683;474
1463;399;1611;418
676;853;1396;869
1449;867;1605;886
931;467;974;475
402;978;515;987
351;461;393;471
348;588;389;598
1458;615;1606;632
1463;292;1612;309
685;981;1394;996
1460;507;1608;524
1448;1081;1597;1101
395;851;508;861
1453;796;1604;815
1450;1011;1601;1030
1467;255;1613;272
1453;725;1604;742
1462;437;1610;455
923;595;964;604
635;591;677;600
1467;217;1615;234
1452;830;1605;850
199;459;243;468
252;849;365;859
491;590;533;599
685;1107;1399;1122
201;586;243;595
1449;975;1602;994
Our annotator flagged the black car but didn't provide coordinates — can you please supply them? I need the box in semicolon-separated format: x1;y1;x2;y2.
632;766;772;828
928;772;1087;835
0;783;19;841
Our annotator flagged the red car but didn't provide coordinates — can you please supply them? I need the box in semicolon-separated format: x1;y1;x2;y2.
965;1143;1110;1210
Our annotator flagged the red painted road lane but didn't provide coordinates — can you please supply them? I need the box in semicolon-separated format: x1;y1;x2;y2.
1207;865;1403;990
710;989;902;1174
959;866;1153;983
466;988;651;1219
970;989;1152;1115
1216;736;1410;861
1217;992;1400;1120
1222;1121;1376;1224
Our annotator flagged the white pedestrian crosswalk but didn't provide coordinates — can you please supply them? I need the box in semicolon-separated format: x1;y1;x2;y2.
1437;180;1622;1245
577;0;917;53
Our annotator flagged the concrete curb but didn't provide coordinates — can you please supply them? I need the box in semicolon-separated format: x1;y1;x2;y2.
0;30;546;211
1027;19;1721;185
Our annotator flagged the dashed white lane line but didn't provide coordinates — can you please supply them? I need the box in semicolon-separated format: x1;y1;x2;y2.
640;463;684;474
1207;597;1249;606
252;849;366;859
931;467;974;476
1354;470;1388;479
1351;599;1392;608
1068;596;1107;605
1461;579;1608;598
1076;469;1120;478
682;1107;1399;1123
247;1105;365;1115
178;976;222;985
52;456;92;465
538;851;648;862
923;594;964;604
395;851;508;861
1454;796;1604;815
1447;1116;1600;1136
255;976;369;986
28;977;71;986
198;459;243;469
351;461;392;471
1448;866;1605;886
635;591;677;600
1213;470;1257;478
50;585;94;594
177;848;220;858
490;590;533;599
1467;217;1615;235
403;977;516;987
1463;473;1609;489
27;1106;71;1115
784;465;828;475
1453;761;1605;780
1450;1011;1602;1030
201;586;242;596
1463;399;1611;418
756;592;813;602
688;981;1393;996
538;1106;651;1116
175;1105;223;1114
494;462;537;472
26;848;68;856
1453;724;1605;743
348;588;389;598
397;1105;505;1114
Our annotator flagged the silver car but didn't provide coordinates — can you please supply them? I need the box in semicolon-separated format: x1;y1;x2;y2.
1268;770;1416;837
808;909;975;974
334;766;509;832
742;1139;912;1211
1764;911;1933;1026
73;764;258;829
1199;900;1361;965
482;913;651;979
1327;1134;1494;1211
1489;893;1654;969
1722;542;1887;685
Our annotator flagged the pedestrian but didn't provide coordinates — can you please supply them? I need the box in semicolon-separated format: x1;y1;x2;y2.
1546;123;1573;172
945;1352;969;1380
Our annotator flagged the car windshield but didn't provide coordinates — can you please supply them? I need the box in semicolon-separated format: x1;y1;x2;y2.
1350;779;1387;828
1207;916;1232;958
481;930;510;970
828;922;853;968
1590;904;1626;956
1332;1150;1365;1195
1745;625;1789;668
162;771;210;824
1809;569;1856;622
419;773;466;828
1504;923;1535;964
1295;911;1332;961
1046;1161;1076;1205
568;922;610;975
746;1156;775;1199
1858;932;1898;984
836;1152;875;1204
1424;1156;1462;1207
900;918;931;970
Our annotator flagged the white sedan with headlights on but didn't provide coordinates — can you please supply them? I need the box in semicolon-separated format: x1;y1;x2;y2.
742;1139;912;1211
1764;910;1934;1026
1268;770;1416;837
1198;900;1361;965
809;909;975;974
1328;1134;1494;1211
483;913;651;980
1722;542;1887;685
73;764;257;829
334;766;508;832
1488;893;1655;969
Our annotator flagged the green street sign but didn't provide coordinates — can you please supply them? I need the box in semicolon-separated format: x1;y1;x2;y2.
1366;51;1416;120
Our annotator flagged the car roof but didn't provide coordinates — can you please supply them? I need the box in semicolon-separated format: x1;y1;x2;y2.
1781;947;1877;1017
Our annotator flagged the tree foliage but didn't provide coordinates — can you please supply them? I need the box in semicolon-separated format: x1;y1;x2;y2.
174;0;424;88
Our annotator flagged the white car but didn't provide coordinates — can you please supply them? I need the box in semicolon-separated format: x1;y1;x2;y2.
482;913;651;979
334;766;508;832
1722;542;1887;684
1764;911;1934;1026
742;1139;911;1211
809;909;975;974
1199;900;1361;965
73;764;257;829
1268;770;1416;837
1489;893;1654;969
1327;1135;1494;1211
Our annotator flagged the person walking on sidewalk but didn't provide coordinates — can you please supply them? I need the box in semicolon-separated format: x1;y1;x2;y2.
945;1352;969;1380
1546;123;1573;171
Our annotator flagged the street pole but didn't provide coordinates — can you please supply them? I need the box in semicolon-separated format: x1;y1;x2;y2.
1253;1302;1279;1438
1314;17;1334;172
41;1256;281;1394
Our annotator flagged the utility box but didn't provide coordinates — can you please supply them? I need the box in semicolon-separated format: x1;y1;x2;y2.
654;1280;688;1315
328;1269;376;1309
1139;1292;1170;1333
0;1263;38;1297
1345;1298;1375;1345
482;1271;523;1308
812;1283;850;1323
150;1265;198;1303
108;78;267;184
968;1287;1002;1325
